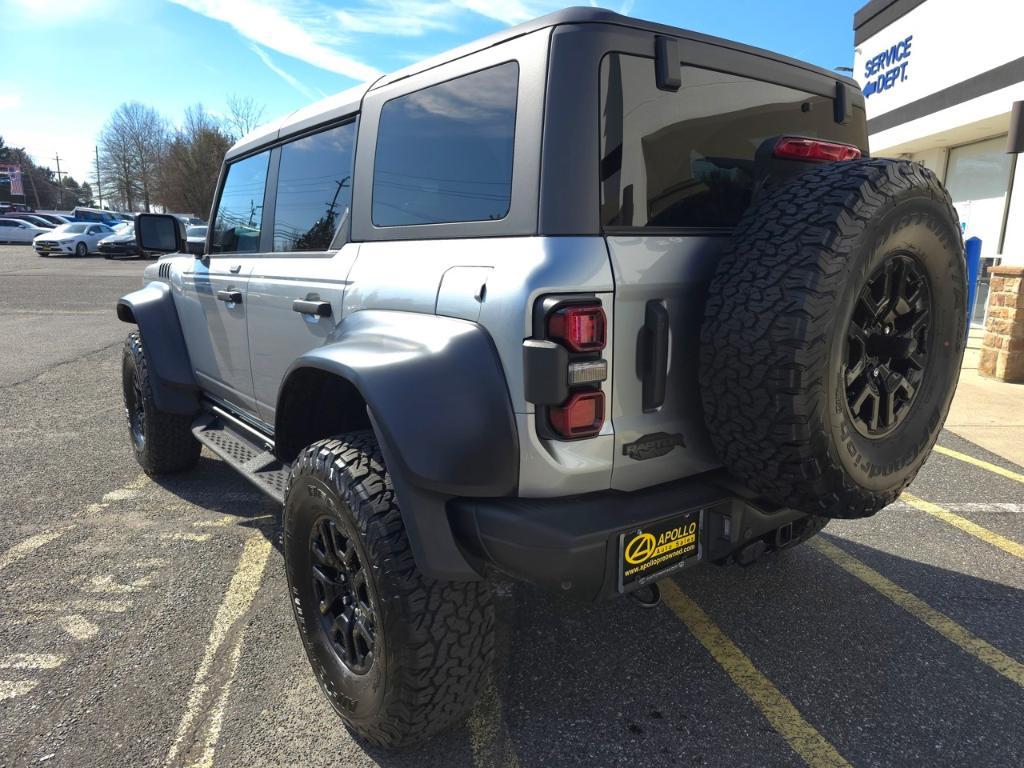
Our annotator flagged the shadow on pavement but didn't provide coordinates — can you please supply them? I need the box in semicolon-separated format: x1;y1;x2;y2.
362;536;1024;768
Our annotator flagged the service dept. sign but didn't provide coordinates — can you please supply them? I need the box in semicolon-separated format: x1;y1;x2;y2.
862;35;913;98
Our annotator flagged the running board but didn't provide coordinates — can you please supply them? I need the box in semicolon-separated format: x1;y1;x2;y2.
192;412;290;503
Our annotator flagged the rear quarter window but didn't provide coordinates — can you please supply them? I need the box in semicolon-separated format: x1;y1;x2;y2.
371;61;519;227
600;55;865;229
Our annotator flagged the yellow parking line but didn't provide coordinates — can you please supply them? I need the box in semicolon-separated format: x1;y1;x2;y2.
0;680;38;701
810;538;1024;688
932;445;1024;484
902;493;1024;561
187;634;246;768
0;527;73;572
660;581;852;768
0;654;65;670
165;535;272;766
468;673;521;768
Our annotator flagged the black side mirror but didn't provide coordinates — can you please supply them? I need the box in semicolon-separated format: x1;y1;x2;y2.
136;214;186;254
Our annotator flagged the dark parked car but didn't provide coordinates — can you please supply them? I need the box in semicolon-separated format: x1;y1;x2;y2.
98;223;141;258
2;213;55;229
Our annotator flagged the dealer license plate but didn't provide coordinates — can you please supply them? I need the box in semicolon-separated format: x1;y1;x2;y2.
618;508;702;591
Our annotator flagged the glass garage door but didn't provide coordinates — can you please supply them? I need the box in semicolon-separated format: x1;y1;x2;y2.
944;136;1013;324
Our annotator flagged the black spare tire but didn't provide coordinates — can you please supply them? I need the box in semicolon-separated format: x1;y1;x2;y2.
699;159;966;519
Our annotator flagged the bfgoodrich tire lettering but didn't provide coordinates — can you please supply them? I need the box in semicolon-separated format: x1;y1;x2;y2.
283;432;494;747
700;159;966;519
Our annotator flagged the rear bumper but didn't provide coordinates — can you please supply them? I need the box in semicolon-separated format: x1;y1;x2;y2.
450;472;807;602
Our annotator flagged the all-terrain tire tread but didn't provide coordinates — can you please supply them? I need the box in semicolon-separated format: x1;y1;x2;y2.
286;432;494;748
699;159;962;519
123;331;200;475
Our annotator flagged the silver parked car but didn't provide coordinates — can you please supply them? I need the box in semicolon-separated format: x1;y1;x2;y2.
0;218;47;243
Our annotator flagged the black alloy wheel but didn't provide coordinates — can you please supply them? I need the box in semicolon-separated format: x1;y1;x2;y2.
125;367;146;449
844;254;931;438
309;516;378;675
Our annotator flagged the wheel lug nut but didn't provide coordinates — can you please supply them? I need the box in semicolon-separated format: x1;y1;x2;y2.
873;368;880;377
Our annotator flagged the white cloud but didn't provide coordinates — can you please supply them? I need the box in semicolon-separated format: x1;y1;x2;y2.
10;0;116;24
0;90;23;111
169;0;638;82
169;0;382;81
449;0;560;25
336;1;454;37
249;45;320;100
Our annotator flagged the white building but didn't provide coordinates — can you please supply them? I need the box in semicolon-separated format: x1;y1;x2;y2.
853;0;1024;320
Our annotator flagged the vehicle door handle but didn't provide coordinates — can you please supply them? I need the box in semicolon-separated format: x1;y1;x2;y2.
216;289;242;304
292;299;332;318
640;300;669;412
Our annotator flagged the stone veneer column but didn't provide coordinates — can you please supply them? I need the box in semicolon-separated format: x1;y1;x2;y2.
979;265;1024;382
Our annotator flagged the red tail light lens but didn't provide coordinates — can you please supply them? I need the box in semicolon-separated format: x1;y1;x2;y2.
549;390;605;439
548;305;606;352
773;136;862;163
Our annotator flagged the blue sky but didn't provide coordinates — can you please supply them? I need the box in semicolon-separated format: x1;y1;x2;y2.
3;0;864;183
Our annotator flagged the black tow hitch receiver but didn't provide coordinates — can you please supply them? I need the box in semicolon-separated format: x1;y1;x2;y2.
631;582;661;609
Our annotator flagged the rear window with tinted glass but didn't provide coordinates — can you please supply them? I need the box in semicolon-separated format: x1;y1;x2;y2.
372;62;518;227
600;55;865;229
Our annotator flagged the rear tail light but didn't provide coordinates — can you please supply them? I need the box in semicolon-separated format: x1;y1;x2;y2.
548;305;606;352
773;136;862;163
549;390;605;439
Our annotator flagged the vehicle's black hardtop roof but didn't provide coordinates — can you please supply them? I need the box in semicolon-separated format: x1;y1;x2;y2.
373;6;859;90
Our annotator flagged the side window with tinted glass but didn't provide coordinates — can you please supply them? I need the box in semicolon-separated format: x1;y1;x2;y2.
273;121;356;252
211;151;270;253
372;62;519;227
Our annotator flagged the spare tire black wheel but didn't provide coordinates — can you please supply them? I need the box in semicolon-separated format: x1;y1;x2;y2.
700;159;966;519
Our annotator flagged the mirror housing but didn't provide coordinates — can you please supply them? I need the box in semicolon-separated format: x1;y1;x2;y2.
135;214;187;255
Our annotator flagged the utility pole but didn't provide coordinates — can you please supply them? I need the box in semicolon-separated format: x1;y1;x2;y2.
17;149;41;209
95;145;103;209
53;153;66;209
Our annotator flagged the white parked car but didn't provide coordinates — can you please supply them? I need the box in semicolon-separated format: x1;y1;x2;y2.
0;218;48;243
34;222;114;257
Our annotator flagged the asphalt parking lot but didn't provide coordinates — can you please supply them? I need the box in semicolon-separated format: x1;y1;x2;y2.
0;243;1022;768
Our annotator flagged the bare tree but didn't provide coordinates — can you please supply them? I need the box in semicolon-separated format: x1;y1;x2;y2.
98;102;169;211
156;105;233;218
98;114;137;211
225;95;266;141
122;102;169;212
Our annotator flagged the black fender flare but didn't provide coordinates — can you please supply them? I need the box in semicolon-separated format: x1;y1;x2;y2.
277;310;519;580
116;282;199;415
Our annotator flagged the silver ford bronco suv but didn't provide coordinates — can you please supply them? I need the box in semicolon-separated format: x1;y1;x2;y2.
117;7;966;747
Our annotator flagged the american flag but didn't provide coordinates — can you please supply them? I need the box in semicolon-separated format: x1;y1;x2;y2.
0;164;24;197
9;165;24;197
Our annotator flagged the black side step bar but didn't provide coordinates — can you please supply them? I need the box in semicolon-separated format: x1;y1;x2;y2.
191;412;290;503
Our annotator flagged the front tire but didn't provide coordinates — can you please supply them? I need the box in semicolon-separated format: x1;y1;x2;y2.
283;433;494;748
121;331;200;474
75;241;88;257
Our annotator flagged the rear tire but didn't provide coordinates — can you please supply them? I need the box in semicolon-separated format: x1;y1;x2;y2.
121;331;200;474
700;159;966;519
283;433;494;748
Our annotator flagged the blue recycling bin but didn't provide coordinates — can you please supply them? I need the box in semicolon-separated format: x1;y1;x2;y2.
965;236;982;327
